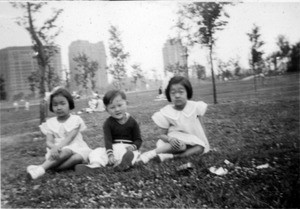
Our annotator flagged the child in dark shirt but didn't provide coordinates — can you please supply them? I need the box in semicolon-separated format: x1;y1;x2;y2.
76;90;142;173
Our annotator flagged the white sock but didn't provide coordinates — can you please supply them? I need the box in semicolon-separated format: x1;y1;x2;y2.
87;163;101;168
158;153;174;162
149;150;157;157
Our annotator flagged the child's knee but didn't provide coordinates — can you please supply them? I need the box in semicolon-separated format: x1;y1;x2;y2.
59;149;73;159
198;145;204;154
72;154;84;164
171;140;187;152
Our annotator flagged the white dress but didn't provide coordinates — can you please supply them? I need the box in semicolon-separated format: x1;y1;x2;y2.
39;114;92;162
152;100;210;153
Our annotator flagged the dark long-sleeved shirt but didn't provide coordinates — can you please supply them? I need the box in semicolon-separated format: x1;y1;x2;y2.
103;115;142;156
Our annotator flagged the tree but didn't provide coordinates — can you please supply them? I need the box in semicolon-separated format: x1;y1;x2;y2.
196;65;206;80
287;42;300;73
190;63;206;80
0;75;6;100
28;71;39;96
13;92;25;101
167;38;189;78
233;59;242;77
247;24;264;92
63;67;71;90
131;64;144;90
276;35;291;59
73;53;98;98
176;2;231;104
107;25;129;89
217;59;233;81
266;52;279;72
28;64;61;94
11;2;63;123
165;62;187;76
46;65;61;92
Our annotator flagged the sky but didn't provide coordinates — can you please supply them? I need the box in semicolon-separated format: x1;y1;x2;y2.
0;1;300;78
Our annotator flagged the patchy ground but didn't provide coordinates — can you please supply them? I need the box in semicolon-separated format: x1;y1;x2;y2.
1;74;299;208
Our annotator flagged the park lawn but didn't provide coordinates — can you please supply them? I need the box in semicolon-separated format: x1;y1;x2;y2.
1;74;299;208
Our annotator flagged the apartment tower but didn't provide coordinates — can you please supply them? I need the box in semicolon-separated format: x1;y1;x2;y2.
0;46;62;101
68;40;108;94
162;39;188;77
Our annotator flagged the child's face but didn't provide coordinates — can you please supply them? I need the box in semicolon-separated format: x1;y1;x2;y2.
106;95;127;121
170;83;188;110
52;95;70;118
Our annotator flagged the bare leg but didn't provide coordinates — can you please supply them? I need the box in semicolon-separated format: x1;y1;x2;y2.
174;145;204;158
40;149;73;171
155;143;174;154
56;153;84;171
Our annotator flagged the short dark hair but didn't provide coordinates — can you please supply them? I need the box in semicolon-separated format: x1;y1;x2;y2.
49;88;75;112
103;90;126;107
165;76;193;102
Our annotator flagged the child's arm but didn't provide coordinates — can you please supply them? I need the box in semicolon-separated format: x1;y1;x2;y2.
45;134;60;160
199;116;207;135
156;127;169;142
128;119;143;151
56;126;80;149
45;133;56;149
103;121;116;165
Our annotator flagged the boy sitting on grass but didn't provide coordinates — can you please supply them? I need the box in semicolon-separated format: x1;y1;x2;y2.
75;90;142;173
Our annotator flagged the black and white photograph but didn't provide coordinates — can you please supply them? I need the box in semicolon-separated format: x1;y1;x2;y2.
0;1;299;208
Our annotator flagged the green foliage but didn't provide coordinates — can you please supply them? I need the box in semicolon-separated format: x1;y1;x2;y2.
131;63;144;86
247;24;265;92
73;53;99;91
276;35;291;58
287;42;300;72
217;59;232;80
247;24;265;74
107;25;130;89
191;64;206;80
217;58;242;80
233;60;242;77
28;64;61;93
12;92;25;101
45;66;61;91
176;2;231;104
165;62;186;76
0;74;6;100
177;2;230;48
11;2;63;123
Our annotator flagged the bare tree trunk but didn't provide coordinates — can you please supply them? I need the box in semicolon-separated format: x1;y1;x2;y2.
184;47;189;78
27;2;47;123
252;59;257;93
209;45;217;104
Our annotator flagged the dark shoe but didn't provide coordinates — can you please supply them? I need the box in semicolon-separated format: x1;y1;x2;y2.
153;155;162;163
115;151;134;172
75;164;101;175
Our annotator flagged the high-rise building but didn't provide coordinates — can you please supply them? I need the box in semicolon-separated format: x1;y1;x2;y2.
68;40;108;94
162;39;188;76
0;46;62;101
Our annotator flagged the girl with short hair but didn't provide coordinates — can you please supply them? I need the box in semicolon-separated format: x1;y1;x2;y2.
138;76;210;163
27;88;91;179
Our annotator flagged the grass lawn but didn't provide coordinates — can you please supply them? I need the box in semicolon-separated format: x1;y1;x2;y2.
1;74;299;208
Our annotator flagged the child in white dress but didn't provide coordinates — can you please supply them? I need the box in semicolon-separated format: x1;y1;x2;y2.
27;88;91;179
139;76;210;163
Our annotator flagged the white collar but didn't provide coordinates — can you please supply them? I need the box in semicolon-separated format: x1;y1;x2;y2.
160;101;196;120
